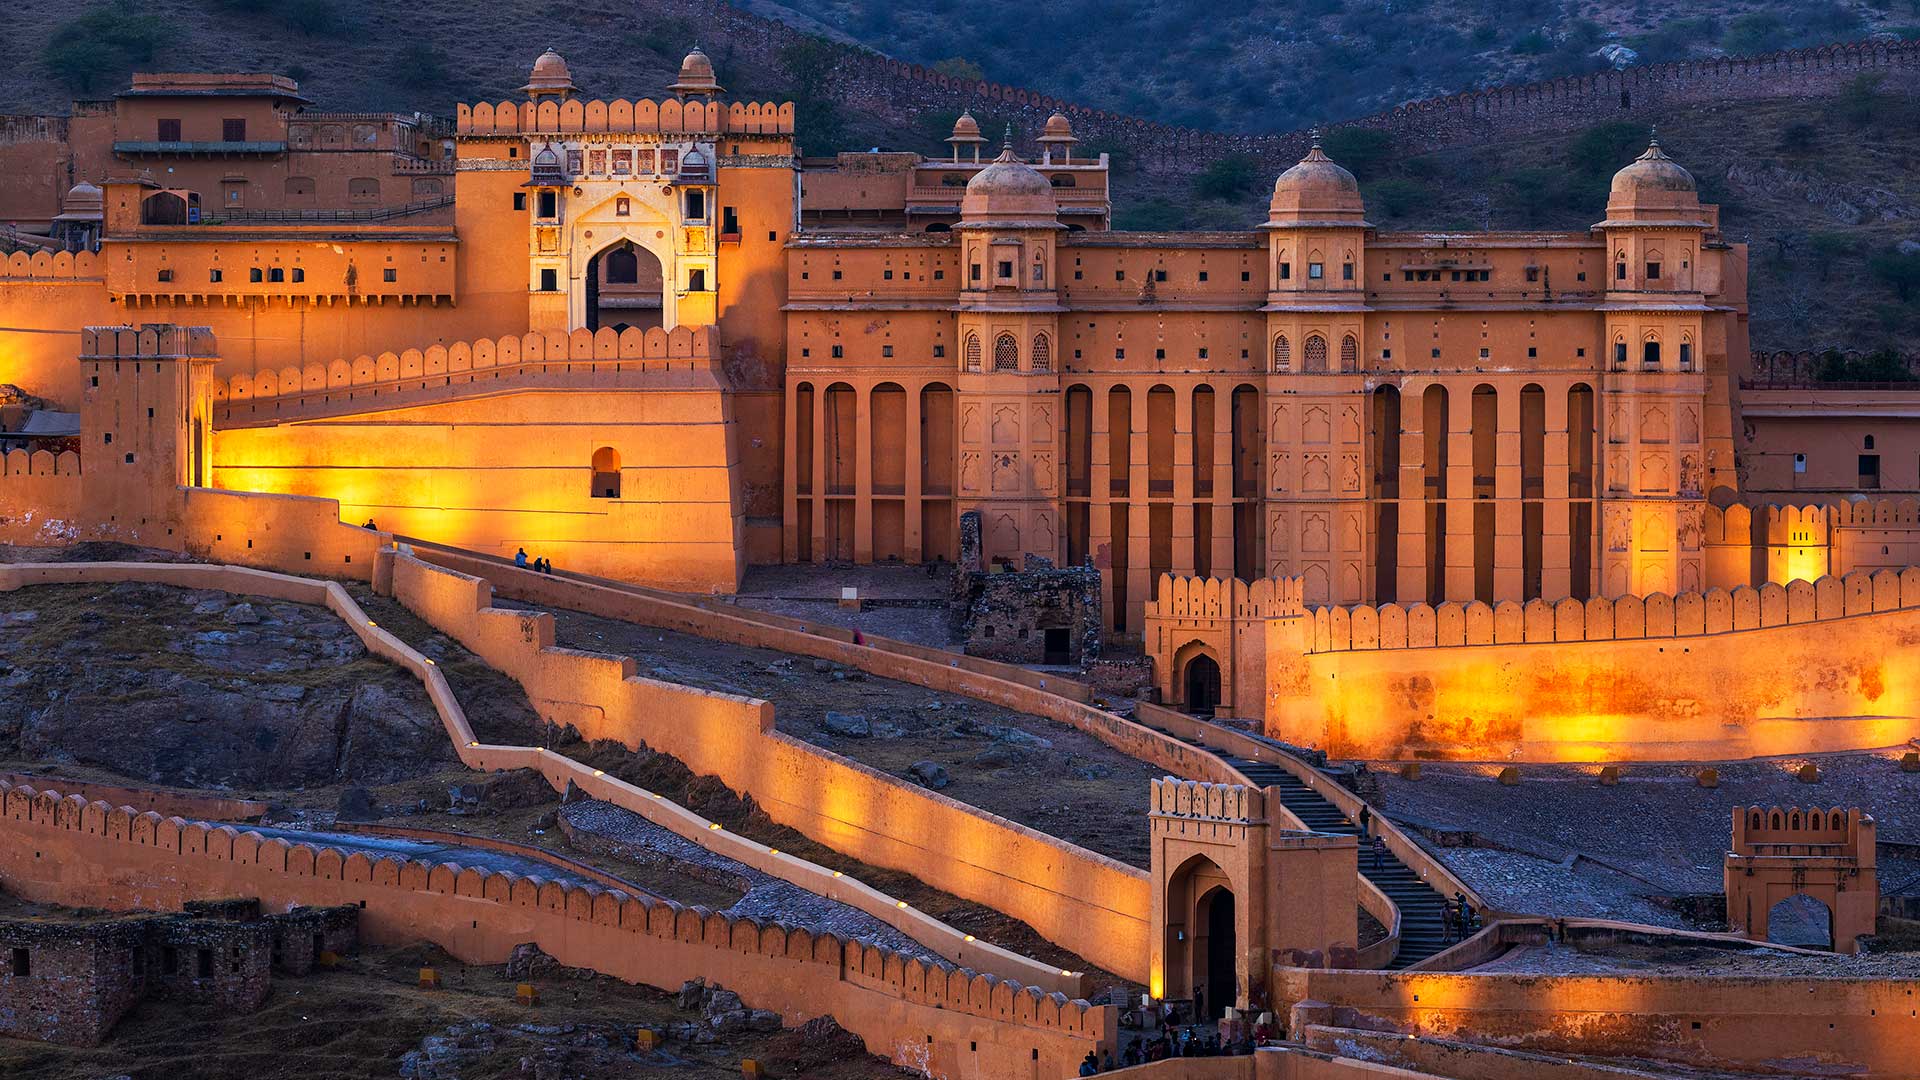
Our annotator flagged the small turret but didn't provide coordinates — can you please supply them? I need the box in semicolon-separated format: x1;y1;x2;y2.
669;47;723;97
521;48;577;100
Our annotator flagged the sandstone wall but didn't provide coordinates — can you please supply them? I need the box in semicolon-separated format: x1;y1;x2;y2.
391;549;1156;981
1278;966;1920;1079
0;559;1077;997
0;446;81;546
1272;567;1920;760
0;778;1113;1078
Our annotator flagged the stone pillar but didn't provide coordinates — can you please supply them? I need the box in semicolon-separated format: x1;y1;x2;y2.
906;383;924;563
854;384;873;563
1494;383;1523;601
1172;383;1196;575
1445;382;1475;601
1128;384;1152;635
810;384;828;562
1090;383;1115;631
1396;381;1427;604
1541;383;1572;600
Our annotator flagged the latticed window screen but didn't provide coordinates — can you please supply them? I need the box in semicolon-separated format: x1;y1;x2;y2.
1272;335;1290;372
964;334;982;372
1032;333;1051;372
994;333;1018;371
1341;335;1358;371
1303;335;1328;372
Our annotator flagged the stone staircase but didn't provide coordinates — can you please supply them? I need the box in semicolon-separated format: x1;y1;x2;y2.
1144;726;1454;969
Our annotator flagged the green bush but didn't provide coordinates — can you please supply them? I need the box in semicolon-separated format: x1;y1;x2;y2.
43;4;172;93
1321;128;1394;181
1194;153;1261;201
1364;178;1423;218
1869;248;1920;303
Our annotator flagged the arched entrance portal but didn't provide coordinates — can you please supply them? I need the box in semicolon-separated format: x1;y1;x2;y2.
1199;886;1235;1020
1163;853;1237;1015
1185;653;1221;716
585;240;664;334
1767;893;1834;950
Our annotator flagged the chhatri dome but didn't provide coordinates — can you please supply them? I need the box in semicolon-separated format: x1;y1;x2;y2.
946;110;988;161
1602;137;1707;224
1266;135;1366;225
521;48;577;98
960;139;1060;226
670;47;723;96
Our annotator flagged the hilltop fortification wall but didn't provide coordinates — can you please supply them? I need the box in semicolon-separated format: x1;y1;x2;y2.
0;778;1111;1077
656;0;1920;170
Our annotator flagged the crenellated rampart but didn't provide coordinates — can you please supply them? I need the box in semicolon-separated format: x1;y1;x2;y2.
0;445;81;546
456;97;793;136
0;777;1114;1076
0;250;102;280
1298;567;1920;654
647;0;1920;172
211;324;717;426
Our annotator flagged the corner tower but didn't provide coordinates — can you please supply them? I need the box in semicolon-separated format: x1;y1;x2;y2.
1261;139;1372;604
953;141;1066;566
77;324;218;547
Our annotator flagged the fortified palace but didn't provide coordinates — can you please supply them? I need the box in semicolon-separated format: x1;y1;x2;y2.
2;49;1919;1080
0;50;1914;669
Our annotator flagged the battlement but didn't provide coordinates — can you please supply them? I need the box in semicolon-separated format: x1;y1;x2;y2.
1144;573;1303;623
456;98;793;138
1150;777;1262;824
79;324;217;361
214;323;714;408
0;777;1110;1045
1732;805;1875;856
0;250;101;280
2;448;79;478
1299;567;1920;654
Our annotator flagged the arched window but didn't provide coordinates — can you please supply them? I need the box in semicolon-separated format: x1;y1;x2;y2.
994;332;1019;371
1340;334;1358;372
353;124;378;145
411;177;443;197
348;177;380;202
964;333;982;372
1303;335;1328;373
591;446;621;499
1272;335;1290;372
1032;333;1052;373
284;176;315;197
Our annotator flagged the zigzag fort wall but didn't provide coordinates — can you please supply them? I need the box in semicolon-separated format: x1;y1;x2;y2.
0;779;1110;1078
648;0;1919;170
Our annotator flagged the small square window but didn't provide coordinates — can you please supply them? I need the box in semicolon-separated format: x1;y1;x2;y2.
208;269;222;283
1342;263;1353;280
883;270;894;280
269;267;285;283
1115;348;1125;360
933;269;944;280
1155;348;1166;360
831;345;844;358
933;345;945;358
998;260;1014;279
223;118;246;142
1198;347;1208;359
1577;271;1587;281
1074;270;1083;280
1527;347;1537;357
1153;269;1167;282
249;268;264;283
1241;271;1251;282
1793;453;1807;474
1646;262;1662;280
1115;270;1125;282
513;192;526;211
1279;262;1291;280
382;268;397;283
1381;349;1392;360
292;268;304;283
539;268;558;291
882;345;894;357
832;269;843;280
1198;271;1209;282
1430;348;1441;358
157;118;181;141
689;268;707;291
156;268;173;282
1308;262;1324;279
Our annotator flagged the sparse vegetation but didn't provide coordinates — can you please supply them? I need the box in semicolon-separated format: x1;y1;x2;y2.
41;3;173;93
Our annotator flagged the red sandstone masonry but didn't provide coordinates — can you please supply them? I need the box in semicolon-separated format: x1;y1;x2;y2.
0;779;1114;1078
0;560;1077;997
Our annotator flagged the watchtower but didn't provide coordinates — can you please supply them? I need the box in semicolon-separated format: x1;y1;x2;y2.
77;324;218;547
1725;805;1877;954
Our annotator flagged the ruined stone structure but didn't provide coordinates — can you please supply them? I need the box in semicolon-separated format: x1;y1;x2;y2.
0;896;357;1046
1725;806;1878;954
951;509;1102;665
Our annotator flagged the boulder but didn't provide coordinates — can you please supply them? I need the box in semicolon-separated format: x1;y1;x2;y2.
822;711;871;737
908;761;951;790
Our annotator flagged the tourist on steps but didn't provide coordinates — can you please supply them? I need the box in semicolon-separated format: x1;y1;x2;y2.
1079;1050;1099;1075
514;548;528;568
1357;803;1372;838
